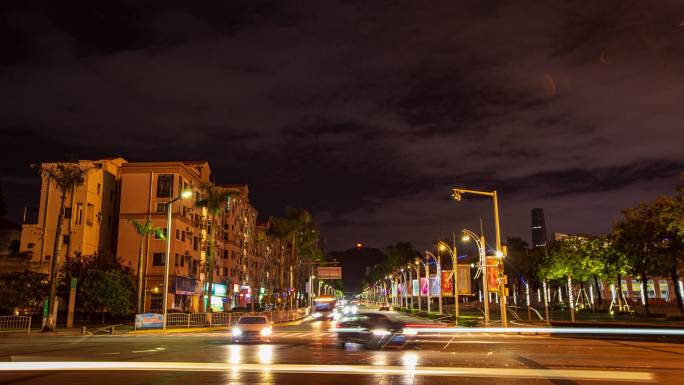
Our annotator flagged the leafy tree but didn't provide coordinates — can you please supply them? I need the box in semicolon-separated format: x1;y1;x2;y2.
128;219;166;314
61;253;134;321
78;270;134;321
195;183;239;312
0;271;48;312
32;162;88;331
612;201;670;316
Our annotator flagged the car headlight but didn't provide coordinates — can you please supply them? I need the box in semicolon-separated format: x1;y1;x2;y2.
312;312;322;318
232;327;242;337
260;327;272;337
372;329;391;336
402;328;417;336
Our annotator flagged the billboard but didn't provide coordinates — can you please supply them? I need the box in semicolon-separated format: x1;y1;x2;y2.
317;267;342;280
420;277;428;296
486;256;499;292
412;279;419;296
441;271;453;295
456;265;472;295
430;275;440;296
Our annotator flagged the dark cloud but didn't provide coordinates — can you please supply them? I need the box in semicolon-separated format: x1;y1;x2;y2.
1;0;683;251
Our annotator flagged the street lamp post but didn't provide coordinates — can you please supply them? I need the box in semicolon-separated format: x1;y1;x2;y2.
416;258;430;313
462;229;489;324
453;188;507;328
438;239;460;321
406;263;416;309
425;251;442;314
163;189;192;330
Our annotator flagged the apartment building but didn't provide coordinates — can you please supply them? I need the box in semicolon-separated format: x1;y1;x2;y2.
18;158;126;273
116;161;210;313
16;157;297;313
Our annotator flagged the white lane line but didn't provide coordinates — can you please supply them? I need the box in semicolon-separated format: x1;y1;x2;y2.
0;361;654;381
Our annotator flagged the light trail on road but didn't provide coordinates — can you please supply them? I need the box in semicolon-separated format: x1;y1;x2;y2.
333;327;684;336
0;361;655;382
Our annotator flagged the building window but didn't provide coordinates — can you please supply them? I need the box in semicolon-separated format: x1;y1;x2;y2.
27;243;35;249
152;253;165;266
223;250;228;259
175;253;180;266
177;177;183;197
223;268;228;277
97;183;101;195
180;255;185;267
156;202;167;213
62;235;69;245
181;231;186;242
64;207;72;219
176;229;180;240
150;293;163;313
75;203;83;225
156;174;174;198
193;237;198;251
85;203;94;226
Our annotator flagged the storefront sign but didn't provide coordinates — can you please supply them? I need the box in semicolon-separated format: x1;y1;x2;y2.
212;283;227;297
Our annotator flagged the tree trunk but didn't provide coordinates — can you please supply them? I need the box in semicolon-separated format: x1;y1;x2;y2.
616;273;623;311
593;275;602;307
543;279;550;325
64;187;74;260
136;238;145;314
44;192;66;332
671;265;684;313
567;276;575;322
206;217;215;313
641;271;650;317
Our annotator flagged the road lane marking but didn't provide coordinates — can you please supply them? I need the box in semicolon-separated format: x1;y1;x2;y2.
0;361;655;381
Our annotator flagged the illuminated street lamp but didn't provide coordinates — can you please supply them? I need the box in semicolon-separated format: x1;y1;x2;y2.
437;239;460;320
163;189;193;330
453;188;507;328
462;229;489;324
425;251;442;314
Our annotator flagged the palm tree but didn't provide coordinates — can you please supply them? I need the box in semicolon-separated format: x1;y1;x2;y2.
195;183;239;312
32;162;88;332
269;207;316;309
129;219;166;314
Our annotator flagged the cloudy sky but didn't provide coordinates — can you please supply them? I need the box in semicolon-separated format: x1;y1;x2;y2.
1;0;683;252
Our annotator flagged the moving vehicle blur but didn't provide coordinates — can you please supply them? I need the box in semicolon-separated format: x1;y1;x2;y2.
312;295;337;320
231;316;272;343
335;312;417;349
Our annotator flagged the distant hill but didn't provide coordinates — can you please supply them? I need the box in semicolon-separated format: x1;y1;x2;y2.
327;247;387;293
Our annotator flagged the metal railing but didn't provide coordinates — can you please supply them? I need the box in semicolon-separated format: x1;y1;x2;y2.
154;308;310;329
0;316;31;333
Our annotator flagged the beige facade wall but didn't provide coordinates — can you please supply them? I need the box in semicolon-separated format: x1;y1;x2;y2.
18;158;126;270
116;161;210;313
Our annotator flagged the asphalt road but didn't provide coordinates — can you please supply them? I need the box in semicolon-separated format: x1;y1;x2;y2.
0;313;683;384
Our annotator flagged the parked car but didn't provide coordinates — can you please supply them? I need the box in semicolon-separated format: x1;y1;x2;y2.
335;312;417;349
231;316;272;343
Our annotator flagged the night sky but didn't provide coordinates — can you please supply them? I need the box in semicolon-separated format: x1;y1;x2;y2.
1;1;683;253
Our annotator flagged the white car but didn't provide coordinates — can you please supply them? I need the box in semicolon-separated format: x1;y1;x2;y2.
232;316;272;343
